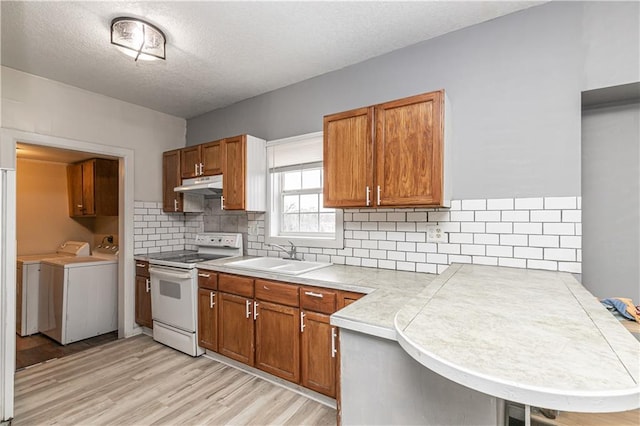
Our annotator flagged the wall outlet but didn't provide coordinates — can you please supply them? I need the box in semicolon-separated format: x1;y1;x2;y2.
248;223;259;236
426;225;447;243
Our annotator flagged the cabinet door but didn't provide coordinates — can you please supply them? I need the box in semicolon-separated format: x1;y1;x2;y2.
218;292;254;365
135;275;152;328
221;135;246;210
255;301;300;383
162;149;183;212
198;288;218;351
323;107;374;208
94;159;119;216
375;91;444;206
181;145;202;178
202;140;223;176
301;311;337;397
81;160;96;215
67;163;84;217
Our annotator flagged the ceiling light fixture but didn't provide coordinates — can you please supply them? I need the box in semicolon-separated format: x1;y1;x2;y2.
111;17;166;61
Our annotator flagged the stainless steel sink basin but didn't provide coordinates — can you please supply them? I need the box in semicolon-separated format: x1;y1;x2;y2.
226;257;332;275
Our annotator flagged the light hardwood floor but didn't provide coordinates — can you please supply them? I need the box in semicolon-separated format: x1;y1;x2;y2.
13;335;336;425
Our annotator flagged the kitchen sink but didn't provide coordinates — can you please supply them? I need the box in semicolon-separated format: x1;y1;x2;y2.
226;257;332;275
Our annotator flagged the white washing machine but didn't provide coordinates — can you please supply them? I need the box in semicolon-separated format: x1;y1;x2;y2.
16;241;90;336
39;245;119;345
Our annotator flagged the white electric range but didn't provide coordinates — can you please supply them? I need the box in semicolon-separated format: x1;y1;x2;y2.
147;233;243;356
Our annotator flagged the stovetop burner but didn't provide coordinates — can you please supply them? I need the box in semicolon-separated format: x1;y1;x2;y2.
146;232;244;269
162;253;228;263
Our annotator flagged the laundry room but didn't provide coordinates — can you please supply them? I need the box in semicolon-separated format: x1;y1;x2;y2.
15;144;121;368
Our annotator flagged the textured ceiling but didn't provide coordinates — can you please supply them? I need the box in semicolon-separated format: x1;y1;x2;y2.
1;1;543;119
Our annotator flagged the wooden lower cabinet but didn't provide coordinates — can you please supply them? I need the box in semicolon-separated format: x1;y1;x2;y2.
135;275;152;329
301;311;337;398
255;301;301;383
198;288;218;351
218;292;255;365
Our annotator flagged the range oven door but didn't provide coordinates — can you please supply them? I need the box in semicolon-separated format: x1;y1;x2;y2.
149;265;197;332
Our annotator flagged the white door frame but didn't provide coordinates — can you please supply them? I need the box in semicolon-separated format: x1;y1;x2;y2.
0;128;137;421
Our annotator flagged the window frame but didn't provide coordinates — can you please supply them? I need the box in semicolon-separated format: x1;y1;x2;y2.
265;132;344;249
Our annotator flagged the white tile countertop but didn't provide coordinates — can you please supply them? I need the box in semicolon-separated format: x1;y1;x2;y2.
395;263;640;413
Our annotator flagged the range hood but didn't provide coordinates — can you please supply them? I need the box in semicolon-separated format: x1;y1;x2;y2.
174;175;222;196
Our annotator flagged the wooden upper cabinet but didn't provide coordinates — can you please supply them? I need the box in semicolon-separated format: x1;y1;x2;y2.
162;149;183;212
202;140;223;176
181;145;202;179
376;91;444;207
323;107;374;208
67;158;118;217
221;135;246;210
323;90;448;208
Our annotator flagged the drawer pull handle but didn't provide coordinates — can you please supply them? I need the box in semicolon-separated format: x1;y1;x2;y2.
331;327;337;358
245;300;251;319
253;301;259;321
263;285;270;290
145;278;150;293
300;311;306;332
198;273;211;278
136;263;146;268
305;291;324;298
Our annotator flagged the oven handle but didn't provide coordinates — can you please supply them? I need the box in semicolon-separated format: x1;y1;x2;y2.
149;267;194;281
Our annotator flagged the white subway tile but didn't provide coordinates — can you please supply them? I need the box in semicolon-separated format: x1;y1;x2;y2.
361;240;378;249
369;231;386;240
575;223;582;236
439;222;461;233
474;234;499;245
450;200;461;210
544;248;576;261
346;257;362;266
378;240;396;250
513;223;542;235
353;248;370;258
361;258;378;268
449;255;472;264
487;245;513;257
417;263;438;274
529;235;559;248
369;212;386;221
428;211;450;222
438;243;461;255
344;231;353;239
487;198;514;210
472;256;498;266
427;253;448;264
559;262;581;274
143;202;157;208
353;213;369;222
545;196;577;210
378;260;396;270
388;251;406;261
345;240;362;248
577;197;582;209
499;257;526;268
407;212;428;222
543;223;575;235
462;199;487;210
378;222;396;231
437;264;450;274
460;222;485;233
461;244;485;256
369;250;387;259
450;211;474;222
449;233;474;244
337;248;353;256
134;201;145;208
397;262;416;272
361;222;378;231
397;222;417;232
345;222;361;230
315;254;330;263
527;259;558;271
387;232;406;241
417;242;438;253
343;212;353;221
502;210;530;222
387;212;406;222
331;256;346;265
515;198;543;210
475;210;501;222
486;222;513;234
407;252;426;263
562;210;581;223
397;242;417;252
353;231;369;240
514;246;543;259
560;236;581;249
530;210;561;222
406;232;426;243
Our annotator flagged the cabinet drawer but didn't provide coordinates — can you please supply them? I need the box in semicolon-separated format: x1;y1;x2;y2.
135;260;150;278
197;269;218;290
340;290;365;308
219;273;254;298
255;279;299;307
300;287;337;314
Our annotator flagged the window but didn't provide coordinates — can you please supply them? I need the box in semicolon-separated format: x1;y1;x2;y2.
266;132;343;249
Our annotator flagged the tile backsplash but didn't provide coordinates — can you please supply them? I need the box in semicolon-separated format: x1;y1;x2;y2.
136;196;581;276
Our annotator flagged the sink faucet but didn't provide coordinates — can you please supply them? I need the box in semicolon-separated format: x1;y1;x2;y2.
267;241;303;261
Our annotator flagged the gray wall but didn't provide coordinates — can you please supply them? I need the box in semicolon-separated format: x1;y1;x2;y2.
187;2;639;200
582;102;640;303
